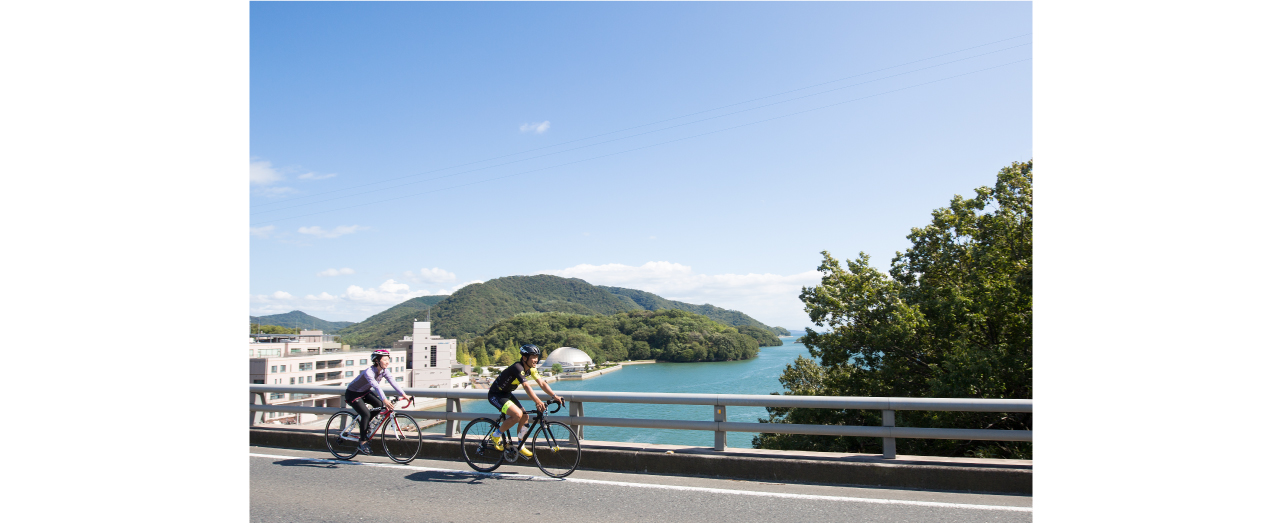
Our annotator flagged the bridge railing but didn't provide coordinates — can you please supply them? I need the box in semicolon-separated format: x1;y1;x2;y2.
248;385;1031;459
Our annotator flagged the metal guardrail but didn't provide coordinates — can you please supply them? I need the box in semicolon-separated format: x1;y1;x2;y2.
249;385;1031;459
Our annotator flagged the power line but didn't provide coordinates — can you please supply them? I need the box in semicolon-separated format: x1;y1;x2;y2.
251;34;1031;210
250;58;1030;228
252;42;1029;217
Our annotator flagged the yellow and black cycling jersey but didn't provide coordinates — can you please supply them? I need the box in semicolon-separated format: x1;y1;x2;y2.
488;360;541;395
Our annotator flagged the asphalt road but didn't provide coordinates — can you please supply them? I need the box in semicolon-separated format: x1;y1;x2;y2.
250;445;1032;523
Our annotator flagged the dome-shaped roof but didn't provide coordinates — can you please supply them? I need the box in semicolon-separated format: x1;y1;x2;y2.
540;347;593;368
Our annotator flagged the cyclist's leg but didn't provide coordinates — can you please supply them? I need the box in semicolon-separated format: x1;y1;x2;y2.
499;402;524;433
345;390;373;443
360;391;385;442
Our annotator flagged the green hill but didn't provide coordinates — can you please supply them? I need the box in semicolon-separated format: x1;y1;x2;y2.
335;274;783;348
600;286;790;337
250;310;354;332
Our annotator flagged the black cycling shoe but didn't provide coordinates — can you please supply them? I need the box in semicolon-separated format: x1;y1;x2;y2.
357;442;372;455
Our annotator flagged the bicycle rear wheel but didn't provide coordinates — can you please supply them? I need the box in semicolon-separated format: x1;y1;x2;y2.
532;421;581;478
324;411;361;460
381;413;422;464
460;418;504;472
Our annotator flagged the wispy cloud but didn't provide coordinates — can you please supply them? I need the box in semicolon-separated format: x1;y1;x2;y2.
415;267;457;283
250;160;283;185
305;292;339;301
297;225;368;238
540;262;822;329
318;267;355;277
343;279;434;305
250;225;276;238
298;172;337;180
520;121;551;134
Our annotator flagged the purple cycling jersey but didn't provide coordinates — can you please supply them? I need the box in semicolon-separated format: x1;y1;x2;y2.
345;365;406;404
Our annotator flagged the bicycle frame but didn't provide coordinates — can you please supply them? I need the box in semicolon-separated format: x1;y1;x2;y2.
493;402;564;457
338;397;415;442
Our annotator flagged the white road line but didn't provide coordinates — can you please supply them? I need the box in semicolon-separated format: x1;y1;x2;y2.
250;452;1031;513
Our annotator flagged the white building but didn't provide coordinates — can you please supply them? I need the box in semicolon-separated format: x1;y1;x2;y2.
393;321;459;389
539;346;594;372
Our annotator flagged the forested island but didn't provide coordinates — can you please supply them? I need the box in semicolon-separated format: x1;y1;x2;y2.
460;309;764;366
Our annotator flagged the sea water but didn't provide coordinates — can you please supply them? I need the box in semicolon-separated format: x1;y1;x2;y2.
426;337;813;448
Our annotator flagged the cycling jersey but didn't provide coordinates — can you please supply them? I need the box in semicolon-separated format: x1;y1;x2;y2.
488;361;542;395
346;365;406;404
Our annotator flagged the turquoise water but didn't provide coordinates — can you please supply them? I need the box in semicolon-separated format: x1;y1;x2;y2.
426;337;812;448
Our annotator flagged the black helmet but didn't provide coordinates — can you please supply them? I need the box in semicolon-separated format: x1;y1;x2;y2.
519;344;541;357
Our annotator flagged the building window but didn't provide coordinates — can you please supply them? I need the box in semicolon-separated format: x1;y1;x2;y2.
252;379;264;384
269;393;284;400
290;377;295;385
270;365;277;373
299;362;313;371
431;346;437;367
345;371;353;378
316;361;326;370
395;377;403;382
360;359;367;365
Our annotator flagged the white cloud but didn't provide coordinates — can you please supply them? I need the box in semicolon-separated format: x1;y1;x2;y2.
305;292;339;301
418;267;456;283
540;262;822;329
519;120;551;134
297;225;368;238
317;267;355;277
434;280;483;295
271;291;294;299
343;279;434;305
298;172;337;180
250;160;283;185
250;225;275;238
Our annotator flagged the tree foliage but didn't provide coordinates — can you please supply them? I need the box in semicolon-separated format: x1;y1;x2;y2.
754;161;1032;459
249;323;300;335
468;309;761;364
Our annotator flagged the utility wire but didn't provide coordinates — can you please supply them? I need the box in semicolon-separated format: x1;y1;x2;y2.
252;34;1031;210
252;42;1029;217
250;58;1030;228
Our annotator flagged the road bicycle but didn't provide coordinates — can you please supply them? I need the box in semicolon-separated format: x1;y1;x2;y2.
324;397;421;464
460;400;581;478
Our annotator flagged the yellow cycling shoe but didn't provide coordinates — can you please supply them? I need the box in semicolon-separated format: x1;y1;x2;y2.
518;446;532;458
489;434;504;451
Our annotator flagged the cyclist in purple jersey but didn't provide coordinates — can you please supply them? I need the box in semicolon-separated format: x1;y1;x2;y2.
487;344;563;457
344;349;406;455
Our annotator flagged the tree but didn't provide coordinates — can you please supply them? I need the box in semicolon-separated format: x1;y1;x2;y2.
498;350;515;366
551;363;564;375
754;161;1032;459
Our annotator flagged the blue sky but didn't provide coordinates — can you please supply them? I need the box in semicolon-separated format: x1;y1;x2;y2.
249;2;1031;327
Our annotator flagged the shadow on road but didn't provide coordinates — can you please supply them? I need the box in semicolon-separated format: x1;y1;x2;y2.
403;470;564;484
269;458;345;469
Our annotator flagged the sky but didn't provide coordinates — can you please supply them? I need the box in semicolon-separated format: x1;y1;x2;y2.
249;2;1032;328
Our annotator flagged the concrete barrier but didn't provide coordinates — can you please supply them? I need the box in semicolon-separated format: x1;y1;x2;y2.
249;427;1031;495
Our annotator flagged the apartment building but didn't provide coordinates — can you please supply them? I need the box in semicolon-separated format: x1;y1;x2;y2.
249;329;411;424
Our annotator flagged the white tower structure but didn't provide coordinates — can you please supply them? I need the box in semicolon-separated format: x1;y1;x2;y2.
408;321;457;389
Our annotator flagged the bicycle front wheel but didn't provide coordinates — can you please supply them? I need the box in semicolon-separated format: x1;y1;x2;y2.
324;411;361;460
460;418;504;472
532;421;581;478
381;413;422;464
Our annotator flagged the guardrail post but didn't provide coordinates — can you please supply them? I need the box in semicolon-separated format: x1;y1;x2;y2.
250;392;266;427
569;400;584;439
882;409;896;459
714;404;727;451
445;398;461;437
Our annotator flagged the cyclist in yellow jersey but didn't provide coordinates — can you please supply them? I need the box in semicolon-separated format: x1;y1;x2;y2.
486;344;564;457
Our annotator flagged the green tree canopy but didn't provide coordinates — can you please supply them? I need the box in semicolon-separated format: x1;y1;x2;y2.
754;161;1032;459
